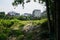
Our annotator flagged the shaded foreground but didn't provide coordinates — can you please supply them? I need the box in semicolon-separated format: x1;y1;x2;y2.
0;19;51;40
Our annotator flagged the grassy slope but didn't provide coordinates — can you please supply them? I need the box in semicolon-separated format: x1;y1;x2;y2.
0;19;47;30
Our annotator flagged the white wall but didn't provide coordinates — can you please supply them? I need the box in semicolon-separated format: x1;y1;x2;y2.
33;10;41;17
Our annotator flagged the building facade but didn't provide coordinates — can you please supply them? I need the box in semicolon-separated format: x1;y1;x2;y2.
22;13;32;17
7;11;20;16
32;10;41;18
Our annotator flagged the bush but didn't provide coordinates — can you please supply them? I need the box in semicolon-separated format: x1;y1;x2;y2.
3;29;11;34
17;35;24;40
41;21;49;30
10;30;24;36
1;20;14;28
0;33;7;40
40;21;49;40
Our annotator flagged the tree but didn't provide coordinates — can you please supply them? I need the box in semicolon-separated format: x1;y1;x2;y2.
0;33;7;40
12;0;58;40
0;12;5;19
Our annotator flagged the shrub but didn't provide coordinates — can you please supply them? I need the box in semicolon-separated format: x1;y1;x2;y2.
40;21;49;40
0;33;7;40
10;30;23;36
17;35;24;40
1;20;14;28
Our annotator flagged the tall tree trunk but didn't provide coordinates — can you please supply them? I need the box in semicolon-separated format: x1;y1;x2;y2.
45;0;53;40
51;0;59;40
45;0;58;40
49;0;58;40
49;0;56;40
55;0;59;40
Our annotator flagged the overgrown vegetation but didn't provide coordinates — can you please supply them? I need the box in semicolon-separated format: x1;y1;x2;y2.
0;19;49;40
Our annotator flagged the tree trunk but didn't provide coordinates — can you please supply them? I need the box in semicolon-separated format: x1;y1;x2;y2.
55;0;59;40
45;0;53;40
45;0;58;40
49;0;59;40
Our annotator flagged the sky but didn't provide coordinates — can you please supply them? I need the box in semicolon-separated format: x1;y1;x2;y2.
0;0;46;15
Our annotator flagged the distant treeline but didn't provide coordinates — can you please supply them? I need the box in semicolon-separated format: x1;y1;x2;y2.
0;12;47;20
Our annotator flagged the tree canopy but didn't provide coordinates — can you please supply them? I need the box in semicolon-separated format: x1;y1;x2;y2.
12;0;57;40
12;0;46;8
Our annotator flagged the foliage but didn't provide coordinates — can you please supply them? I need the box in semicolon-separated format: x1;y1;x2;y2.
1;20;14;28
0;19;48;40
10;30;23;36
18;16;26;20
3;29;11;35
40;21;49;40
0;12;5;19
17;35;24;40
12;0;46;8
0;33;7;40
